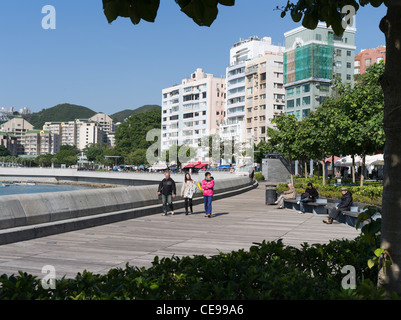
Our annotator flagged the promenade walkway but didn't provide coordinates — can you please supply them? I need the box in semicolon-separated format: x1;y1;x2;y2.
0;182;359;279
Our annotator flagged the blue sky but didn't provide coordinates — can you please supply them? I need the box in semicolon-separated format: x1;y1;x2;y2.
0;1;387;115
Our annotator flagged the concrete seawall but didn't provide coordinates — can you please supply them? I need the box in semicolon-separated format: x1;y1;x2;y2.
0;176;256;245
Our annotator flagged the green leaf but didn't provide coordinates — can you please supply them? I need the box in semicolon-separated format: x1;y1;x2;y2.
368;259;375;269
374;248;385;257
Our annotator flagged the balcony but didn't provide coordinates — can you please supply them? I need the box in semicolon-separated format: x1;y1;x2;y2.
245;66;258;75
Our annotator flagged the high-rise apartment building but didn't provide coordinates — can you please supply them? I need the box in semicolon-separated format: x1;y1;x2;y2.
221;37;284;147
161;68;226;163
244;52;285;145
89;112;117;147
0;117;34;154
89;113;116;134
21;130;59;155
60;121;77;147
44;113;117;151
76;120;104;151
283;22;356;119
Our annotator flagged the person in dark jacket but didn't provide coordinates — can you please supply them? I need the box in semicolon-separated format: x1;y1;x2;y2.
298;182;319;213
158;172;176;216
323;187;353;224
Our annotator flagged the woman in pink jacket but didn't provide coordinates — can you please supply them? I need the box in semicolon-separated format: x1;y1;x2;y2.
202;172;214;218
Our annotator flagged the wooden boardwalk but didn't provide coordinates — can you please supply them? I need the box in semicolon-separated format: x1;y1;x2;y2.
0;182;360;279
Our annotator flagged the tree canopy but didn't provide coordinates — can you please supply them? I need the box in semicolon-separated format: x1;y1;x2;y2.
114;107;161;158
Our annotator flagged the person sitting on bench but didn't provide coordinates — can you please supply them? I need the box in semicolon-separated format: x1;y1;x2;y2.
275;183;296;209
323;187;353;224
298;182;319;213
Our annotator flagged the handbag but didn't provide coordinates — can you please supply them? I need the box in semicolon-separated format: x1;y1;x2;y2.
301;192;309;199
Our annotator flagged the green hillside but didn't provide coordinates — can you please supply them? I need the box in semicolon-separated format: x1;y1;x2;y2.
110;105;161;123
23;103;97;129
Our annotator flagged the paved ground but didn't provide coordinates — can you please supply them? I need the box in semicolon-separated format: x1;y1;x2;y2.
0;182;360;279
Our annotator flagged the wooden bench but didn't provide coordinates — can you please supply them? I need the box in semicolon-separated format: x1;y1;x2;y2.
284;196;327;215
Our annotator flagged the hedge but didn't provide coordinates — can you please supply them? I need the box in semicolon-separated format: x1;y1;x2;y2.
0;237;393;300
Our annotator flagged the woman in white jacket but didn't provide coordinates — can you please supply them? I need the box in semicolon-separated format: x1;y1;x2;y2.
181;173;197;215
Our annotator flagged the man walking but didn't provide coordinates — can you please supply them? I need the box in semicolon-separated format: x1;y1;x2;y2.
158;171;176;216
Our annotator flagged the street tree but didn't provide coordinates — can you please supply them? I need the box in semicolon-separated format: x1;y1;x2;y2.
335;62;385;187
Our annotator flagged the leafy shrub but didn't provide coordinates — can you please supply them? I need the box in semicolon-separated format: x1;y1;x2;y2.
277;178;383;206
0;238;391;300
254;172;264;181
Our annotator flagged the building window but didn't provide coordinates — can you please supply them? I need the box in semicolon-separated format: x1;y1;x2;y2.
334;35;343;41
347;62;352;68
365;58;372;66
302;96;311;106
320;84;330;92
287;88;294;97
347;50;352;57
315;34;322;41
347;74;352;81
302;109;310;117
287;100;295;109
302;84;310;93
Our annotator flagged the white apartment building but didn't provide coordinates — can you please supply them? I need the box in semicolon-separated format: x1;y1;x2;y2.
44;113;117;150
220;36;284;156
161;68;226;163
21;130;59;155
76;120;104;151
60;121;77;147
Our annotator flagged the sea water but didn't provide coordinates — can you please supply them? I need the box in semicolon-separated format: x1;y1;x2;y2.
0;183;93;196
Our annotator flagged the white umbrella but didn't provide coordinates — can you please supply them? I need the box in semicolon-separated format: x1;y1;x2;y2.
365;154;384;165
334;155;362;167
151;162;168;170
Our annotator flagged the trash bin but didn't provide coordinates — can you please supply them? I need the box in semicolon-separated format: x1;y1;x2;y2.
265;184;277;205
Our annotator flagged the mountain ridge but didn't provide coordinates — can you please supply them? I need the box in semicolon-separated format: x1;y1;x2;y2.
20;103;161;129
